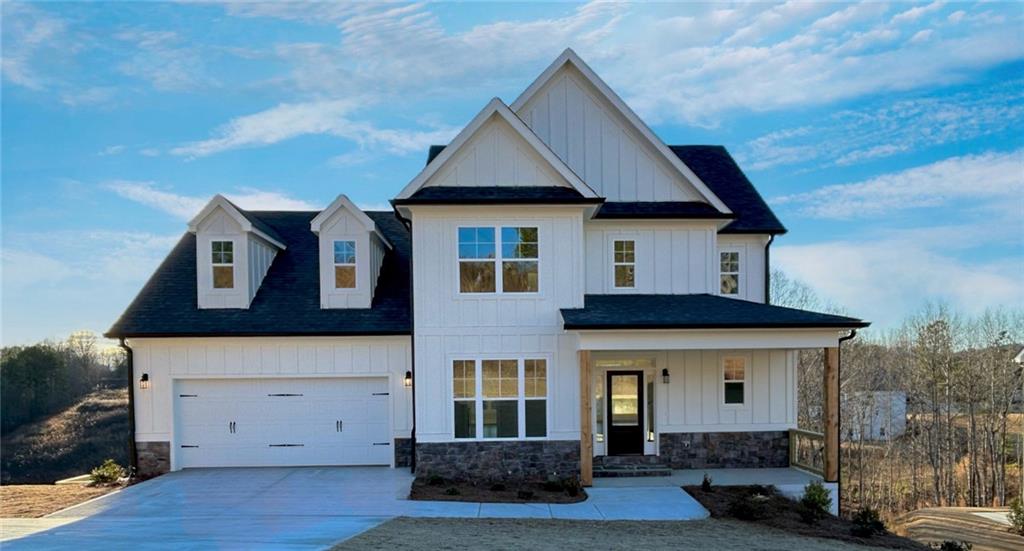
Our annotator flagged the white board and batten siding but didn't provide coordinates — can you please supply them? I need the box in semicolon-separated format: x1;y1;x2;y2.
316;207;386;309
129;336;412;469
410;206;586;443
247;235;276;305
718;234;768;303
517;65;702;202
195;207;278;309
585;221;719;294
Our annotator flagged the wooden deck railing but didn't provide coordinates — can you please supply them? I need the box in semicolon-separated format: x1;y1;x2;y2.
789;428;825;476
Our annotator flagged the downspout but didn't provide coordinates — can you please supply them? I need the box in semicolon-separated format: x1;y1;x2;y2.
764;234;775;304
393;205;416;474
836;328;858;516
118;338;139;477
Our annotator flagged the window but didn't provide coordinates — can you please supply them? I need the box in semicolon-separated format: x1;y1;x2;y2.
333;240;356;289
452;358;547;439
613;240;635;288
723;356;746;405
211;241;234;289
720;250;740;295
458;226;539;293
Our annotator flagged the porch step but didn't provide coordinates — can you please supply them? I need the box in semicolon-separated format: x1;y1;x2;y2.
592;465;673;478
593;455;667;468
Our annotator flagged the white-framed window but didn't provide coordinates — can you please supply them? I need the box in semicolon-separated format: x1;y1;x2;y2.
613;239;635;289
720;250;741;295
722;356;746;406
211;240;234;289
457;226;538;294
333;240;356;289
452;358;548;439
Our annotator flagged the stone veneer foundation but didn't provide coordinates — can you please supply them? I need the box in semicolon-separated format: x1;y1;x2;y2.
136;441;171;477
415;440;580;481
658;431;789;469
394;438;413;468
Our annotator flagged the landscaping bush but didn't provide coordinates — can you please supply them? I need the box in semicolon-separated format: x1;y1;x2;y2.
798;481;832;524
931;541;972;551
701;473;713;492
850;506;886;537
542;479;563;492
562;477;581;497
89;459;124;484
1008;497;1024;536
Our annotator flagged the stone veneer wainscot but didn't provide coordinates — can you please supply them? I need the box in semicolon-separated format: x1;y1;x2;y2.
658;431;789;469
415;441;580;481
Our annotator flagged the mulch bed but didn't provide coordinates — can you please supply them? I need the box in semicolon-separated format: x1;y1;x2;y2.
409;477;587;504
684;485;929;550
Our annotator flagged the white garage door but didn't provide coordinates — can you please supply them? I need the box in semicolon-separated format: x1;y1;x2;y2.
174;377;391;468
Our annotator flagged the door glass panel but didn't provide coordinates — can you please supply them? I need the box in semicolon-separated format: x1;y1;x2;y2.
610;375;639;426
647;379;655;442
595;377;604;442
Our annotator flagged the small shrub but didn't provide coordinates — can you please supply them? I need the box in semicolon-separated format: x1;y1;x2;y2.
798;481;832;524
427;475;445;486
701;473;713;492
89;459;124;484
1008;497;1024;535
850;507;885;537
562;477;581;497
542;479;563;492
517;489;535;500
488;482;506;492
728;493;771;520
931;541;972;551
443;487;460;496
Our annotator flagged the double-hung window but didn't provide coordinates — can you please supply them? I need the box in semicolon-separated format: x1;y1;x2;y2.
720;250;740;295
333;240;356;289
723;356;746;405
613;240;635;288
452;358;547;439
211;241;234;289
458;226;538;293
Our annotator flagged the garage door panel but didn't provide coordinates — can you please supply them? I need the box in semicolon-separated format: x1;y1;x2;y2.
174;377;391;468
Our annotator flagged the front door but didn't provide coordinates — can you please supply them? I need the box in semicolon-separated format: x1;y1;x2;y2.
606;371;644;455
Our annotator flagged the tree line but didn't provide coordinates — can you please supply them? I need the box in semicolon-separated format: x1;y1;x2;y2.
1;331;127;434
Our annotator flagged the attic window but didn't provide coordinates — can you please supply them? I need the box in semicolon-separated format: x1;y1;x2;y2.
211;241;234;289
333;240;356;289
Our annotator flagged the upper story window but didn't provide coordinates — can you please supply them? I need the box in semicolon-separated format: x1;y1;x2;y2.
458;226;538;294
333;240;356;289
211;241;234;289
613;240;635;288
723;356;746;405
720;250;740;295
452;358;548;440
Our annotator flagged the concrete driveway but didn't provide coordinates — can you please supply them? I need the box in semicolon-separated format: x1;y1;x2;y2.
2;467;707;550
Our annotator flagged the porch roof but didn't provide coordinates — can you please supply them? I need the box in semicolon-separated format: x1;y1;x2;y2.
561;294;869;330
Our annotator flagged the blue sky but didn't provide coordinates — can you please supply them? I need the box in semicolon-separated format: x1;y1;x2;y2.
2;1;1022;345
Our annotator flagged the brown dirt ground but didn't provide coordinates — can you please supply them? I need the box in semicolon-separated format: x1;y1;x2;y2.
0;484;119;518
685;484;928;550
893;506;1024;551
333;517;881;550
409;478;586;503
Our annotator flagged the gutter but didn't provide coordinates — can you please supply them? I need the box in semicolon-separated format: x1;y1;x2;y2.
118;338;139;476
836;328;859;516
392;205;417;474
764;234;775;304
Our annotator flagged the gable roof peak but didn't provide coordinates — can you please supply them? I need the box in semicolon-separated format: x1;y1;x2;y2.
187;194;287;249
310;194;392;248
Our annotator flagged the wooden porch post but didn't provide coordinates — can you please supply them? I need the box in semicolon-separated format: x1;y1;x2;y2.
579;350;593;487
824;347;840;483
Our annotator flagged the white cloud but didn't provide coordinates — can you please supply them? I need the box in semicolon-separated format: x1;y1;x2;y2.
771;149;1024;219
909;29;934;44
0;3;75;90
105;180;317;220
113;29;213;91
98;145;126;156
891;1;945;25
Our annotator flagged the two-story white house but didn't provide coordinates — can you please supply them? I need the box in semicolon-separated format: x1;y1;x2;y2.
109;50;867;494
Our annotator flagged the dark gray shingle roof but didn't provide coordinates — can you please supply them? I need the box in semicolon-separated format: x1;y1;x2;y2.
594;201;732;219
393;186;602;205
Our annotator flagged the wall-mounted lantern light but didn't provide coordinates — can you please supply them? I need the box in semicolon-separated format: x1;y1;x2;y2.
404;371;413;388
139;373;151;390
661;368;670;384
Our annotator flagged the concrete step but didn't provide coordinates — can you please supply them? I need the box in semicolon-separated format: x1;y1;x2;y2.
593;455;667;468
592;465;673;478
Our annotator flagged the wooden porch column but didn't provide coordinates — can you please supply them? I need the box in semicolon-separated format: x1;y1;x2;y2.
823;347;840;483
579;350;593;487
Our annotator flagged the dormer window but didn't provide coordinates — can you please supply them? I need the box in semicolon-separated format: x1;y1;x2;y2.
211;241;234;289
333;240;356;289
720;250;741;295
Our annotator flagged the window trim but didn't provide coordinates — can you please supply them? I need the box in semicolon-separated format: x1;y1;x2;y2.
719;247;742;297
720;354;749;408
455;225;540;296
450;356;550;441
612;239;636;289
210;239;235;290
332;239;357;289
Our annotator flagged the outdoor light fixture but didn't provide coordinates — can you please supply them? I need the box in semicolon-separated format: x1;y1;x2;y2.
661;368;670;384
139;373;150;390
404;370;412;388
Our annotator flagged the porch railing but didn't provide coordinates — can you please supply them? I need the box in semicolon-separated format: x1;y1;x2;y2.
789;428;825;476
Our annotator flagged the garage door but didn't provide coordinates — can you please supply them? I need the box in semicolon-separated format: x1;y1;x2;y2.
174;377;391;468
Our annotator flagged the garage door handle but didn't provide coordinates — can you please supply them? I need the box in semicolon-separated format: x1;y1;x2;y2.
372;442;390;446
229;421;236;434
336;420;342;432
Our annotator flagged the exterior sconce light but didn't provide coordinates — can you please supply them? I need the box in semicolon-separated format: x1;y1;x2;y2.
139;373;151;390
404;371;413;388
661;368;670;384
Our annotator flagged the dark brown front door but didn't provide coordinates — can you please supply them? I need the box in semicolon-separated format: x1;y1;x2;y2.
607;371;644;455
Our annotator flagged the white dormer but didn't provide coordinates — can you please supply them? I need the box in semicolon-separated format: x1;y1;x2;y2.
310;195;391;309
188;195;285;309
